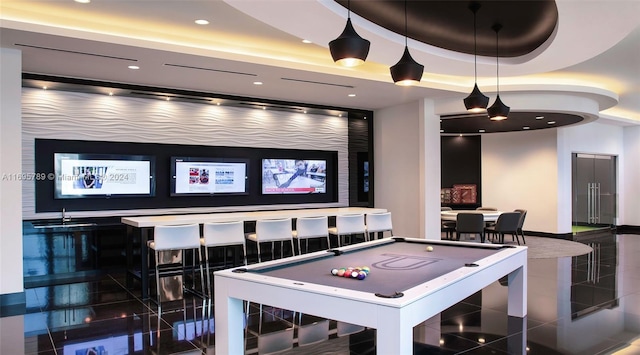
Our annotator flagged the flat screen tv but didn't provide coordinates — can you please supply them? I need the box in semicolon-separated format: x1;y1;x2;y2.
54;153;156;199
262;158;327;194
170;157;249;196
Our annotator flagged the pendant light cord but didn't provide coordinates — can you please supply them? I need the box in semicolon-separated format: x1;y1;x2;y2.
495;26;500;95
473;9;478;81
404;0;408;47
347;0;351;18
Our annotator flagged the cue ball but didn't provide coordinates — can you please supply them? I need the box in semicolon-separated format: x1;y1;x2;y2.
426;246;434;252
331;268;339;275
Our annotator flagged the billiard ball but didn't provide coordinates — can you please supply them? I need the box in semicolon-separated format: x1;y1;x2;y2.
426;246;434;252
337;269;345;277
357;271;366;280
350;271;359;278
331;268;339;275
361;266;370;273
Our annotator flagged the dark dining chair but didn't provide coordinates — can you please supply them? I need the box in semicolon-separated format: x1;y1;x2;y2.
485;212;522;244
514;209;528;245
441;207;456;240
455;213;485;243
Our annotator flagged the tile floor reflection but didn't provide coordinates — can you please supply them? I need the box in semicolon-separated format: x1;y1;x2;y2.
2;233;639;354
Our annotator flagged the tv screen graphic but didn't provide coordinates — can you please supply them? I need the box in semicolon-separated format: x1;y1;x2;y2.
54;153;155;199
262;159;326;194
171;157;249;196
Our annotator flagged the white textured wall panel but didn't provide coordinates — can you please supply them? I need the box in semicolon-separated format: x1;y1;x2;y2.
22;88;348;218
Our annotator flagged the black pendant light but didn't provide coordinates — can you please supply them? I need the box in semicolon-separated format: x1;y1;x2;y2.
390;0;424;86
463;2;489;112
329;0;370;67
487;23;510;120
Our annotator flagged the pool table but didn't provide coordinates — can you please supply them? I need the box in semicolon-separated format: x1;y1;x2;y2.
214;237;527;354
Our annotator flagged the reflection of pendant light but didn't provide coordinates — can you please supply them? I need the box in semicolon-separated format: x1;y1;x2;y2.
329;0;370;67
390;0;424;86
487;23;510;120
463;2;489;112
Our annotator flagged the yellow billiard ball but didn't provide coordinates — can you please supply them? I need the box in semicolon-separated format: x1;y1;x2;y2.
426;246;434;252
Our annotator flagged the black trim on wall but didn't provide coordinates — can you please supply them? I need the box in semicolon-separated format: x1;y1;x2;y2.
348;112;374;207
35;139;339;213
441;135;482;208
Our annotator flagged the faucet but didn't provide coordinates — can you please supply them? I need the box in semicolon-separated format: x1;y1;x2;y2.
62;208;71;223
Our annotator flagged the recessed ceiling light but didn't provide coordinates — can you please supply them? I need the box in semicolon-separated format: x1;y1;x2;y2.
195;19;209;25
74;0;90;3
363;117;367;120
108;92;114;96
128;65;140;70
262;106;266;110
216;102;221;106
253;81;263;85
440;129;444;133
302;39;312;44
536;116;544;120
523;126;530;130
165;97;170;101
547;121;556;124
42;86;47;90
348;93;356;97
479;129;485;133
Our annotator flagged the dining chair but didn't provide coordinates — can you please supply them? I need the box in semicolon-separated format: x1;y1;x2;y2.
484;212;522;244
441;207;456;240
148;224;205;305
514;209;528;245
328;214;367;247
365;212;393;240
200;221;247;297
292;216;330;254
245;218;294;263
455;213;486;243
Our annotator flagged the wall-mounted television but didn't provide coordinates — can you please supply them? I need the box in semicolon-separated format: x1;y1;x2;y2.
170;157;249;196
54;153;156;199
262;159;327;194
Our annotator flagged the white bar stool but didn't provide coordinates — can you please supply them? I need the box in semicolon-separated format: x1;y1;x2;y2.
201;221;247;297
328;214;366;247
148;224;204;305
293;216;330;254
245;218;294;263
366;212;393;240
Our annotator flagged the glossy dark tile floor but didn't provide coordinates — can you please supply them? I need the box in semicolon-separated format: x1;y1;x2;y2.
3;233;639;354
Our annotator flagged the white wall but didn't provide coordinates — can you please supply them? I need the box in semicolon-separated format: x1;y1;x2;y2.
623;126;640;226
21;88;350;219
482;129;560;233
0;48;24;297
374;99;440;239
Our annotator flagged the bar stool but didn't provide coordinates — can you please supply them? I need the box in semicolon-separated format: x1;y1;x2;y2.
365;212;393;240
328;214;366;247
292;216;330;254
147;224;205;304
200;221;247;297
245;218;294;263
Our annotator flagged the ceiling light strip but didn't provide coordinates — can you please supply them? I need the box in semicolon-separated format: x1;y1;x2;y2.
164;63;257;76
14;43;138;62
280;77;354;89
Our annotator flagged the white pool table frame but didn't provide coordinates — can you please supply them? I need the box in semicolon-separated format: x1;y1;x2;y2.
214;237;527;354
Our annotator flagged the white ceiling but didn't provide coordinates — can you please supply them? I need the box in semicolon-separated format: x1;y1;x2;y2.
1;0;639;125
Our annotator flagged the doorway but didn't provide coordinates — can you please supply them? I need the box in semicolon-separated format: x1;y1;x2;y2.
572;154;617;235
